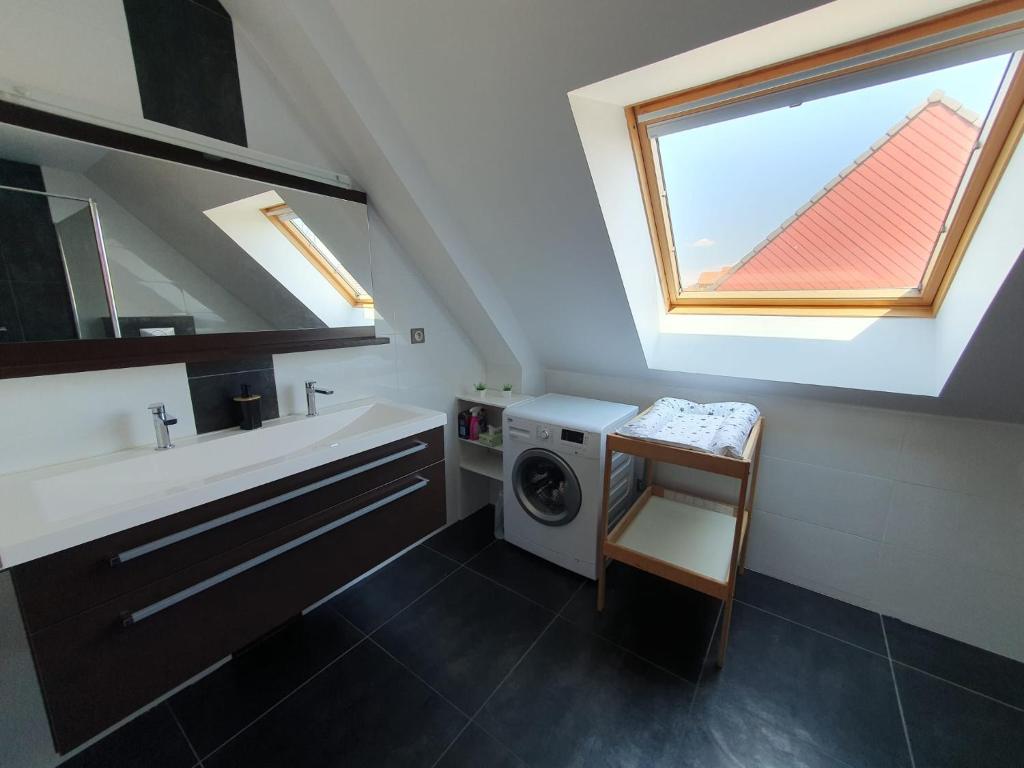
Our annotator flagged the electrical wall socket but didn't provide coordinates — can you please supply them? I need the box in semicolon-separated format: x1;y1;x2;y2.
410;328;426;344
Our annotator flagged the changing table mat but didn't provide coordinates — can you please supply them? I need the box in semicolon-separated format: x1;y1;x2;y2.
617;398;760;458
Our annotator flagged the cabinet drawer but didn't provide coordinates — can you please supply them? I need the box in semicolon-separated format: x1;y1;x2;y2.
29;460;445;754
14;427;443;634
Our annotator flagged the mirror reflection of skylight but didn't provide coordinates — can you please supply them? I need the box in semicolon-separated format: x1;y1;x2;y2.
287;215;371;299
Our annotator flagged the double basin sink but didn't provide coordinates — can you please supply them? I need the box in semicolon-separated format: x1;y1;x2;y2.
0;398;446;568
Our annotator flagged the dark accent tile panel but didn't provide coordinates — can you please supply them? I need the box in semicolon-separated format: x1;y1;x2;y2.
123;0;247;146
0;159;78;342
187;358;278;434
884;616;1024;710
190;0;230;19
373;568;551;713
423;505;494;563
436;724;524;768
169;606;363;757
0;156;47;190
478;619;694;768
330;544;457;633
896;663;1024;768
699;602;910;768
736;569;885;654
561;561;720;682
60;703;196;768
0;278;24;342
0;160;67;284
467;540;584;612
203;640;465;768
13;280;77;341
186;356;275;378
680;699;850;768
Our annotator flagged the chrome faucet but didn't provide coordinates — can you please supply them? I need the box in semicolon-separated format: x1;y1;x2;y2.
305;380;334;417
148;403;178;450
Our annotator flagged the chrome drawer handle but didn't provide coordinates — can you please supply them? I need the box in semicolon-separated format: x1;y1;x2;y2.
109;440;428;566
122;476;430;627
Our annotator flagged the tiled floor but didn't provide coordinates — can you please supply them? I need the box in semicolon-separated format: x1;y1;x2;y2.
61;506;1024;768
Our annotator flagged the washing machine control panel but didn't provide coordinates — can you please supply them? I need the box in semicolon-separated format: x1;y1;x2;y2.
505;417;600;458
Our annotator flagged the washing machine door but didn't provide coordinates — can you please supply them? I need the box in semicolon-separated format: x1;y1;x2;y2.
511;448;583;527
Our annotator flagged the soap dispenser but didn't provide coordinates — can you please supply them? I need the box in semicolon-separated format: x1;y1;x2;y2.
233;384;263;430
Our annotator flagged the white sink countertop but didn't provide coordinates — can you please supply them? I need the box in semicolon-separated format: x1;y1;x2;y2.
0;398;446;568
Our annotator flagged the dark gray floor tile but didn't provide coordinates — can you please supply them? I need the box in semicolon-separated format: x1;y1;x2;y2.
467;539;584;612
680;699;850;768
203;640;464;768
61;704;196;768
699;602;909;768
560;562;720;682
330;544;457;632
169;607;363;757
478;618;694;768
424;506;494;562
736;570;885;654
884;617;1024;710
436;723;524;768
373;568;551;713
896;663;1024;768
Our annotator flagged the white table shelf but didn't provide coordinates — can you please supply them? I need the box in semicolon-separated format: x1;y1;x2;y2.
610;492;738;585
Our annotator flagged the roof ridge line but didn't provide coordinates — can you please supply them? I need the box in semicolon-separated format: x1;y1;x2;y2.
708;92;977;290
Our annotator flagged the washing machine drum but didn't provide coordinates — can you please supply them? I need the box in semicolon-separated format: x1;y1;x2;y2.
511;448;583;526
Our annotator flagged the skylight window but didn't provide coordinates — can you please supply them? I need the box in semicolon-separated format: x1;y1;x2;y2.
629;7;1024;315
262;203;372;307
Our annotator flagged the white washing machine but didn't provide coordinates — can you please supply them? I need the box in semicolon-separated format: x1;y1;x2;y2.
503;394;638;579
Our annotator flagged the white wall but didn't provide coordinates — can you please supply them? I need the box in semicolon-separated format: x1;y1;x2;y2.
547;368;1024;662
226;1;541;393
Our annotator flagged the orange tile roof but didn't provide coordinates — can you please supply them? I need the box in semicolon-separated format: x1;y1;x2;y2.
711;92;982;292
694;267;732;287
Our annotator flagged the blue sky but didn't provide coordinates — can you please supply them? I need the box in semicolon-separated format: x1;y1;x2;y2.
659;53;1012;288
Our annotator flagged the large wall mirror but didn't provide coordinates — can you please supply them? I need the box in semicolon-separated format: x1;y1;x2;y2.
0;105;379;377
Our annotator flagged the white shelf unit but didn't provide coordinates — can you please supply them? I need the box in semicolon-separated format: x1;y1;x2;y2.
459;448;504;481
458;436;502;452
456;391;532;480
458;391;534;408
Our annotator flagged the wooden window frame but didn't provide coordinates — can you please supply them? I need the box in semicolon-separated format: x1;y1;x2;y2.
261;203;373;309
628;0;1024;317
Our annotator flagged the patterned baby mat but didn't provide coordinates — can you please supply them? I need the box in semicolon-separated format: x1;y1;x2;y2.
617;398;760;458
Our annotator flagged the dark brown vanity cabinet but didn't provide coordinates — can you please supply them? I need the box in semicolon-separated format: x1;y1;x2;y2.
11;427;446;753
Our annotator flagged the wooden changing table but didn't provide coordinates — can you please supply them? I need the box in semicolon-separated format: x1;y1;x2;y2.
597;415;764;667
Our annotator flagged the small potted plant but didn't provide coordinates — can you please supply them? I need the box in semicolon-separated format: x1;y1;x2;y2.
502;384;513;400
473;381;487;395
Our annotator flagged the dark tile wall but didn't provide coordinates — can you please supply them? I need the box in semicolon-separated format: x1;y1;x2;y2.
0;159;77;343
122;0;248;146
186;356;279;434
